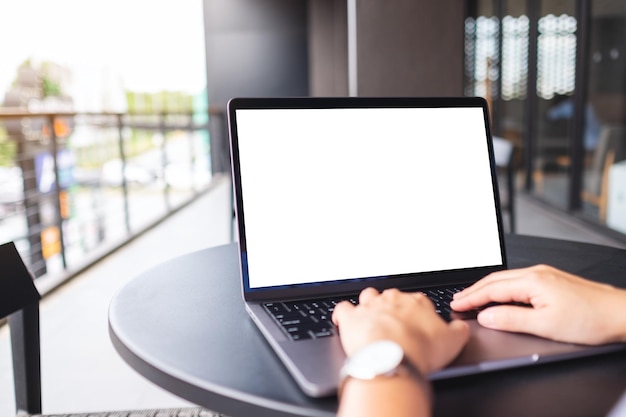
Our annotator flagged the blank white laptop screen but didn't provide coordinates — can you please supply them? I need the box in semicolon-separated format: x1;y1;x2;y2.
235;106;502;289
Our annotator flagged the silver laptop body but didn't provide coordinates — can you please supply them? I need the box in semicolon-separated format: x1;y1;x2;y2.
227;96;621;397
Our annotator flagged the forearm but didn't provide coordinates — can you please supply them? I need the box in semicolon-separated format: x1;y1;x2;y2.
337;376;431;417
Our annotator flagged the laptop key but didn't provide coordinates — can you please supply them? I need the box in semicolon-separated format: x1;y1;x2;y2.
286;326;311;340
275;311;307;322
310;329;334;338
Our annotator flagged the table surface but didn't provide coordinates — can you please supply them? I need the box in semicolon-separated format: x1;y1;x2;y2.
109;234;626;417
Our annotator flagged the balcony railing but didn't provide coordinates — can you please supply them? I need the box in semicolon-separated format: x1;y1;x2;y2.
0;108;225;294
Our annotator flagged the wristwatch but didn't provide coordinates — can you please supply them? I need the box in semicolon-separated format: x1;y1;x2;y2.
338;340;430;398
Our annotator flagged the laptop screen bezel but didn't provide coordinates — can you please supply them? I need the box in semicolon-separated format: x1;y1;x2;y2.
227;96;508;302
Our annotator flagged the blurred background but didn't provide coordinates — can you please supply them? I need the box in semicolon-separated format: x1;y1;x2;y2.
1;0;625;292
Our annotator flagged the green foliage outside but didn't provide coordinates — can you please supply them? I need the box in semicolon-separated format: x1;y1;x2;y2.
41;76;62;97
71;128;169;169
0;126;16;166
126;91;194;114
1;63;202;170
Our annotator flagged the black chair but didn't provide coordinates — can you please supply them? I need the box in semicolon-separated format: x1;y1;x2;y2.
581;126;625;222
1;241;221;417
492;136;516;233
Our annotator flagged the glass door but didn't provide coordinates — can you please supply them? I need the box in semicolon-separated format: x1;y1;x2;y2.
531;0;577;208
582;2;626;233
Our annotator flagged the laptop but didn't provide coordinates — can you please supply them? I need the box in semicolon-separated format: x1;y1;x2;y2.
227;96;622;397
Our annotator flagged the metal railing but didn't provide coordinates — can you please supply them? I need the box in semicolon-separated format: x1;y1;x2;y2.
0;108;226;294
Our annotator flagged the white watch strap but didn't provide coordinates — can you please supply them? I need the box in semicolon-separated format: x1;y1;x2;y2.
338;354;431;400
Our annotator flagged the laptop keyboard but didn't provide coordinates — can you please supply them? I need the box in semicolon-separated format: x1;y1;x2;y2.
263;285;467;341
264;296;357;340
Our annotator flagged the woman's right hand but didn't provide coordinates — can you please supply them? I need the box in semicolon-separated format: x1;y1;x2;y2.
450;265;626;345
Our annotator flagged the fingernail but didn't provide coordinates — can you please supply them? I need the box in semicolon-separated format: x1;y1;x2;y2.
478;310;494;326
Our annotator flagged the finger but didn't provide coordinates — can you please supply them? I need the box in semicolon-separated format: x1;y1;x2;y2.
379;288;417;308
331;300;356;326
410;291;429;301
359;287;380;305
476;305;542;335
381;288;402;299
447;319;470;348
410;292;437;311
454;268;530;299
455;265;554;300
450;278;535;311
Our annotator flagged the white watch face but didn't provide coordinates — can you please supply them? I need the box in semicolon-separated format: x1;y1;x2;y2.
345;340;404;380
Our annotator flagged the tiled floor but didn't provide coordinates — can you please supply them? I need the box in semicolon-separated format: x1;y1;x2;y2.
1;177;625;416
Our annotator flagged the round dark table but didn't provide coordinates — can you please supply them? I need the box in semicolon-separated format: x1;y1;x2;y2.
109;234;626;417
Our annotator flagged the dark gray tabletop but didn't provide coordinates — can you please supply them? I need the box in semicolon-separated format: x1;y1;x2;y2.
109;234;626;417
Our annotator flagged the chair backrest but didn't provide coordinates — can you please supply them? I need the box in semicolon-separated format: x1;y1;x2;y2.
0;241;42;415
587;126;626;196
492;136;515;170
1;242;209;417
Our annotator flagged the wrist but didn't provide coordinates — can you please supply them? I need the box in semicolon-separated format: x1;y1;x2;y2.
338;340;432;402
339;372;432;416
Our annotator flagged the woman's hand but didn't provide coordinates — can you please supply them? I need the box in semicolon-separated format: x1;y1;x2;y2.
332;287;469;375
451;264;626;345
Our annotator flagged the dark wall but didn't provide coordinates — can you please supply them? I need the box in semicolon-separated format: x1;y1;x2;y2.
356;0;465;96
307;0;349;96
203;0;309;108
204;0;464;101
202;0;309;174
307;0;465;97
